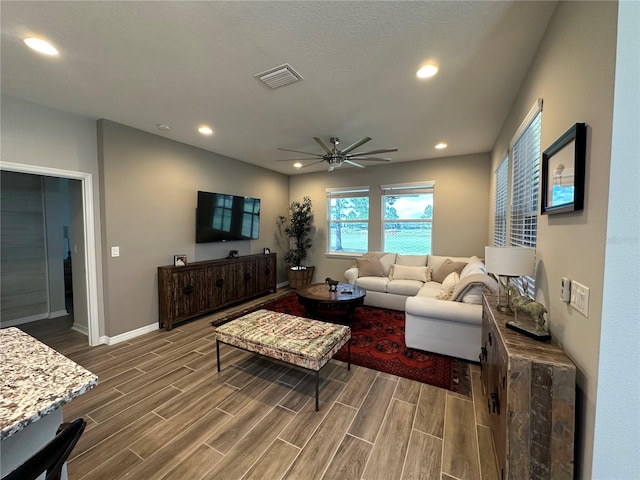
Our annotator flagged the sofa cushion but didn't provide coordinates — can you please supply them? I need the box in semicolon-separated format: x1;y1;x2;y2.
355;276;390;292
389;264;431;282
356;256;385;277
460;259;486;278
387;279;423;296
378;253;397;276
436;272;461;300
416;281;443;298
433;259;468;283
396;254;427;267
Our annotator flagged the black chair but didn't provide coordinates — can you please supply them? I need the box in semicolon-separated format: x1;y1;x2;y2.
2;418;86;480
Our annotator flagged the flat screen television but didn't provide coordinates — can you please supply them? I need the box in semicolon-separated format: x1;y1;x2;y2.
196;191;260;243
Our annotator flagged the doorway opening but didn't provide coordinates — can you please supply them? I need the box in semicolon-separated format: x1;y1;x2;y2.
0;162;100;345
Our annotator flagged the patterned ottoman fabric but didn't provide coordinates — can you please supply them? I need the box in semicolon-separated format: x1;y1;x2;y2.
215;309;350;371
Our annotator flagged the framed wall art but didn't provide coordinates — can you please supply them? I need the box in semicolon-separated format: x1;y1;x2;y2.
541;122;587;215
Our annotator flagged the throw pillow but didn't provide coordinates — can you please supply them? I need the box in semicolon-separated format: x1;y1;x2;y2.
389;264;431;282
356;256;385;277
436;272;460;300
373;252;397;276
433;259;468;283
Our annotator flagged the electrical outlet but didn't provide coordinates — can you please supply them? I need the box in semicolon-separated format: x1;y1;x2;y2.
570;281;589;317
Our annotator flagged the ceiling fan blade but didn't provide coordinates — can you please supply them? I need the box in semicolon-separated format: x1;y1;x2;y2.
276;157;324;161
314;137;333;155
277;147;323;156
346;157;392;162
349;147;398;156
344;160;366;169
340;136;372;154
299;160;326;168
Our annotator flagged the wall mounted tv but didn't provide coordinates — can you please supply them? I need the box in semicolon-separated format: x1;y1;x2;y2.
196;191;260;243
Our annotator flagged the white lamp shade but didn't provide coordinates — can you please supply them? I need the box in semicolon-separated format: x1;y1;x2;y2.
484;246;535;276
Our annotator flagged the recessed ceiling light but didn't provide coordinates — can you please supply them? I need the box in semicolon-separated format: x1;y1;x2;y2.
435;143;448;150
24;37;59;56
198;126;213;135
416;64;438;79
293;162;303;169
157;124;171;131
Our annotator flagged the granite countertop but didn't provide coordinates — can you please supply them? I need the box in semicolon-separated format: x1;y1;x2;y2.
0;327;98;440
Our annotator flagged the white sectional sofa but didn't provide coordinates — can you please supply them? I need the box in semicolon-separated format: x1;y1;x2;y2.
344;252;497;361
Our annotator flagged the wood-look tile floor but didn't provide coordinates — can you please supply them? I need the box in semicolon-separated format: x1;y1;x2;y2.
24;291;499;480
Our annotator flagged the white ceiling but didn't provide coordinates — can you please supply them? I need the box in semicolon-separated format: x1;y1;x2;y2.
1;1;557;175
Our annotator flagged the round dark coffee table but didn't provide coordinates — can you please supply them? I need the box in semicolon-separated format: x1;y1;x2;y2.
296;282;366;323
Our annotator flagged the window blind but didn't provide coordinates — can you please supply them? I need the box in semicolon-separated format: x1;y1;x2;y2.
494;157;508;247
510;103;542;298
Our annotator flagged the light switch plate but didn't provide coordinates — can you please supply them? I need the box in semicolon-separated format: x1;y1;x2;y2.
570;280;589;317
111;246;120;257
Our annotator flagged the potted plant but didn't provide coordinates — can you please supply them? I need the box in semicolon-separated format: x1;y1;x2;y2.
278;196;315;288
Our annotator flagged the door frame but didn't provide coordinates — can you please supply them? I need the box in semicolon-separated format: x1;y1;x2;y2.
1;162;101;345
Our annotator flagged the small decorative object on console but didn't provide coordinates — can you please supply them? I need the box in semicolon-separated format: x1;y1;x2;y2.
173;254;187;267
505;283;551;340
263;247;270;254
325;277;339;292
226;250;239;259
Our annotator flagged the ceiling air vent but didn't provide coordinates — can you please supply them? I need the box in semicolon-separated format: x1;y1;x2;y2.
254;63;303;89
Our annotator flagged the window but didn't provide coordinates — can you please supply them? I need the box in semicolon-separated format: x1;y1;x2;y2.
326;187;369;253
510;100;542;297
494;157;508;246
381;182;434;254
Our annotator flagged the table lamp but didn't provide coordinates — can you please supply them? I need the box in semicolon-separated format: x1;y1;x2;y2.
484;246;536;313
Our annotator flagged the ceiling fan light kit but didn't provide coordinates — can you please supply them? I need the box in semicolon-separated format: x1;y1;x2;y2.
278;136;397;171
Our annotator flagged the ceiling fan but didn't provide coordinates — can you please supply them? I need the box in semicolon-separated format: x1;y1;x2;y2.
277;136;397;171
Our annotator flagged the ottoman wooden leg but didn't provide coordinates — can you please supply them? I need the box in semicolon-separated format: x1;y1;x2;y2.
315;371;320;411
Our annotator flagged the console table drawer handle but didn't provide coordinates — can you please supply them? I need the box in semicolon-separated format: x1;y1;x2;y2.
183;285;194;295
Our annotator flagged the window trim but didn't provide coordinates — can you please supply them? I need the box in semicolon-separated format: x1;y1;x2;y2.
326;186;370;254
381;181;435;255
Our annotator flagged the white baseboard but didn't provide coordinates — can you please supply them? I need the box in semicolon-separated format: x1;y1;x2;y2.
100;322;159;346
49;309;69;319
277;281;289;288
72;323;89;336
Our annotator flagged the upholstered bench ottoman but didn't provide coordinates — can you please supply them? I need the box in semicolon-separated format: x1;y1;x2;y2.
214;309;351;411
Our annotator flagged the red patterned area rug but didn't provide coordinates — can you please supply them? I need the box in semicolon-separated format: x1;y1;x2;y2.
218;292;471;396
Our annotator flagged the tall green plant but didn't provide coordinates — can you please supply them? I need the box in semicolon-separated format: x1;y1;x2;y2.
278;196;314;269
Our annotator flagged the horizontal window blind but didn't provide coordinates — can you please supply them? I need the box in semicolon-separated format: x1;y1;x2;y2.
381;181;434;197
510;104;541;298
494;157;508;247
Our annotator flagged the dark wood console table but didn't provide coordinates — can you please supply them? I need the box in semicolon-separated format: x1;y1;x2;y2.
480;295;576;480
158;253;276;331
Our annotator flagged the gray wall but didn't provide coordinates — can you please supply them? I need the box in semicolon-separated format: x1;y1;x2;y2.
488;2;618;478
1;94;105;335
97;120;289;336
289;153;491;282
